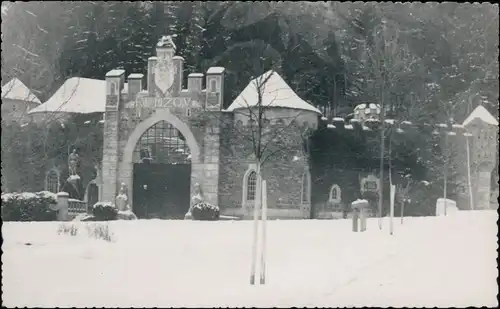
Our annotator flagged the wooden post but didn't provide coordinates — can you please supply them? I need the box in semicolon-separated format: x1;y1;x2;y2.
260;180;267;284
250;162;262;285
400;200;405;224
443;133;449;216
390;184;396;235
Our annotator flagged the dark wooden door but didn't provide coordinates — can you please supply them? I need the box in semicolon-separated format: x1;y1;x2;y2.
133;163;191;219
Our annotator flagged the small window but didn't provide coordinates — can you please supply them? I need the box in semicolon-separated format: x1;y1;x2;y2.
186;108;191;117
246;171;257;201
331;187;338;199
329;184;342;203
364;181;377;191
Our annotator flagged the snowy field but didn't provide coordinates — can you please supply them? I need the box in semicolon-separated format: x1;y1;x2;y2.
2;211;498;308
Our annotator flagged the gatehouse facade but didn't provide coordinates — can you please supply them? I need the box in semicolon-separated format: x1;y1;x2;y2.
101;35;320;219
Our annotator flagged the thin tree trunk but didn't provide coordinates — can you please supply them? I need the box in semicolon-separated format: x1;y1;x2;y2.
443;133;448;216
388;132;394;235
378;93;385;230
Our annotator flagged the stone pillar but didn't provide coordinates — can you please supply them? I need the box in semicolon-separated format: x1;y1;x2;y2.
202;113;221;206
352;209;359;232
128;73;144;99
57;192;69;221
147;56;157;96
102;69;125;203
352;199;368;232
205;67;225;110
188;73;203;93
172;56;184;96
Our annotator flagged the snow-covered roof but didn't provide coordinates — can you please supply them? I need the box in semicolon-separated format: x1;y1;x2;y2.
354;103;380;111
226;70;321;115
29;77;115;115
1;78;41;104
463;105;498;126
105;69;125;77
128;73;144;79
207;67;225;75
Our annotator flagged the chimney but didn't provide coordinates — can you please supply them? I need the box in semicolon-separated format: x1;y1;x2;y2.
188;73;203;93
128;73;144;99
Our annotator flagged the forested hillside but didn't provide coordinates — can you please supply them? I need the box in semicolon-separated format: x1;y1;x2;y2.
2;2;498;121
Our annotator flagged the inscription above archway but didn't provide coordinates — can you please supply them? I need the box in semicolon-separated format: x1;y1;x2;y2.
125;97;203;110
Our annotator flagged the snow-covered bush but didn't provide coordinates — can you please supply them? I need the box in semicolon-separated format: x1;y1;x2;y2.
1;191;58;221
191;202;220;221
92;202;118;221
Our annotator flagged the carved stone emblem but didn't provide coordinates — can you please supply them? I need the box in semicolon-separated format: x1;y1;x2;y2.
154;52;175;96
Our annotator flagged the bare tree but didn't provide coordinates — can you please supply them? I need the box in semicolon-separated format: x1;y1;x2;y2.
362;16;418;228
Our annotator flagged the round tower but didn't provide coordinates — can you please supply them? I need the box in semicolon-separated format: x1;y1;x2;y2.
222;70;322;219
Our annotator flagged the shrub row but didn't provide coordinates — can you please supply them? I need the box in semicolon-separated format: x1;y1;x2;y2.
1;191;58;221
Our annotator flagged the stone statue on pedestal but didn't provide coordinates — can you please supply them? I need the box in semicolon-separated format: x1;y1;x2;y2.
185;183;203;219
116;182;129;211
68;149;80;176
115;182;137;220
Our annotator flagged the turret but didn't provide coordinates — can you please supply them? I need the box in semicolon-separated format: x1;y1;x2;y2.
127;73;144;99
205;67;225;110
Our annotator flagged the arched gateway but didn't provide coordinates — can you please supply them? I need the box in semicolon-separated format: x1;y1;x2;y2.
122;111;201;218
101;35;224;218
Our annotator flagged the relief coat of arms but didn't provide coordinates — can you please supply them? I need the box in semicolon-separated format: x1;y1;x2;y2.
154;53;176;97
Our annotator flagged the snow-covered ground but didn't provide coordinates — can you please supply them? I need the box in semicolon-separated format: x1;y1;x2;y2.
2;211;498;307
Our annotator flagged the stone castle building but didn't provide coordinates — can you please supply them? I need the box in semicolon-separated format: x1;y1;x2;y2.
11;35;498;218
98;35;320;219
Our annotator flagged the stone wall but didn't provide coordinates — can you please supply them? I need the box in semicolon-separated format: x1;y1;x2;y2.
218;111;315;219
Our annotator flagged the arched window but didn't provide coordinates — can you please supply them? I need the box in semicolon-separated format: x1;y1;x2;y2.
301;170;311;204
329;184;342;203
46;170;59;193
133;120;191;164
246;171;257;201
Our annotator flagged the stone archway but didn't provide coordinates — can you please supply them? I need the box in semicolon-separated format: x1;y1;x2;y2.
120;109;201;212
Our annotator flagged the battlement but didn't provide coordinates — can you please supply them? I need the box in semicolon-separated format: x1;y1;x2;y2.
105;35;225;110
